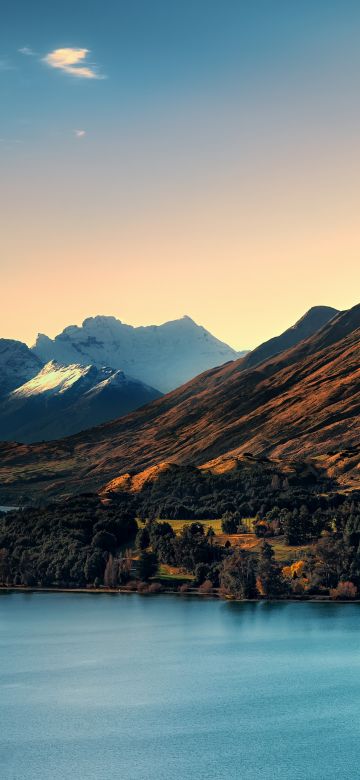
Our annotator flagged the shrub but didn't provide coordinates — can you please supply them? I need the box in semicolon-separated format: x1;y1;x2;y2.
148;582;163;594
330;581;358;600
137;581;150;594
125;580;138;591
198;579;213;595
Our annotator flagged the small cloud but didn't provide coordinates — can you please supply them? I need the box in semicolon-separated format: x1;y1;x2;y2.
18;46;36;56
43;48;104;79
74;129;86;138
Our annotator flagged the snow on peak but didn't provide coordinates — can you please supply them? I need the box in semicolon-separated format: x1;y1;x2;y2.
33;315;239;393
11;361;137;401
12;361;95;398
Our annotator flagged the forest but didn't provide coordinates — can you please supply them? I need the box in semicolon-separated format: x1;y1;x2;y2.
1;458;360;599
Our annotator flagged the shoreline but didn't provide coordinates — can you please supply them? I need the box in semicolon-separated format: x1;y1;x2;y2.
1;585;360;603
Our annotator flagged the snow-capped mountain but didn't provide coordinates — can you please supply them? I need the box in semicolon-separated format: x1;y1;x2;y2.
0;361;162;443
33;315;242;393
0;339;43;398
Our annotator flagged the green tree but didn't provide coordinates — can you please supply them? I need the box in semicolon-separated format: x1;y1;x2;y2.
92;530;117;552
136;551;158;581
135;525;150;550
256;541;285;597
219;548;257;599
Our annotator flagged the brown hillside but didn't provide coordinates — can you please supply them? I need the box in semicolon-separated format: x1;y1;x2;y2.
0;304;359;502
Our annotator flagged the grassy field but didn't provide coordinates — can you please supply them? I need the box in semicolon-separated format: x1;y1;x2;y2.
155;518;308;564
166;518;223;534
141;517;311;564
163;517;255;534
267;538;311;563
157;564;193;582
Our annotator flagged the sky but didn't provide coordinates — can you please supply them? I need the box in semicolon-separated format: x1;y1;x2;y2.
1;0;360;350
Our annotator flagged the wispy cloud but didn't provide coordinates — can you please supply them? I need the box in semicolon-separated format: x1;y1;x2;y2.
43;48;104;79
74;129;86;138
18;46;36;56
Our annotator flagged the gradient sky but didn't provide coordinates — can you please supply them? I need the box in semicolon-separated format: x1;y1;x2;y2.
1;0;360;350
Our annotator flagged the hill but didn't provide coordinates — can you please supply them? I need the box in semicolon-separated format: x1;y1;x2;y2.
0;303;359;503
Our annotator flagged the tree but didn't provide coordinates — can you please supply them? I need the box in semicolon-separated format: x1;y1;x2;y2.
173;524;215;573
104;554;120;587
135;525;150;550
0;548;10;584
221;512;243;534
118;549;133;583
283;510;299;545
148;521;175;548
136;551;158;581
92;530;117;553
84;549;106;583
256;541;285;598
219;548;257;599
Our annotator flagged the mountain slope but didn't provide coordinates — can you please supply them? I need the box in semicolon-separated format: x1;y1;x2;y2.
0;361;162;442
0;303;359;502
0;339;43;398
239;305;338;371
33;315;242;393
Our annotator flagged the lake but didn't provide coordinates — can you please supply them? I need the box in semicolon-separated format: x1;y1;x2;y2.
1;594;360;779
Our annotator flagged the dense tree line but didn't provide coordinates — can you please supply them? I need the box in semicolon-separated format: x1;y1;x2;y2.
2;458;360;600
126;459;338;523
0;494;137;588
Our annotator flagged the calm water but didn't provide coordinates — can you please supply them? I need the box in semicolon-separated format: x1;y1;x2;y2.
1;594;360;779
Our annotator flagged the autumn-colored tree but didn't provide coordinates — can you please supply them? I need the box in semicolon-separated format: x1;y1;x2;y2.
330;581;358;600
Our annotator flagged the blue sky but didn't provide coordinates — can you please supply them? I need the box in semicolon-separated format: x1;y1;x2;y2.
1;1;360;347
2;1;360;136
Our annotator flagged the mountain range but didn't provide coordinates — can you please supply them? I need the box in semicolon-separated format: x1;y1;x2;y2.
0;315;246;442
0;307;337;444
1;302;354;504
33;315;243;393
